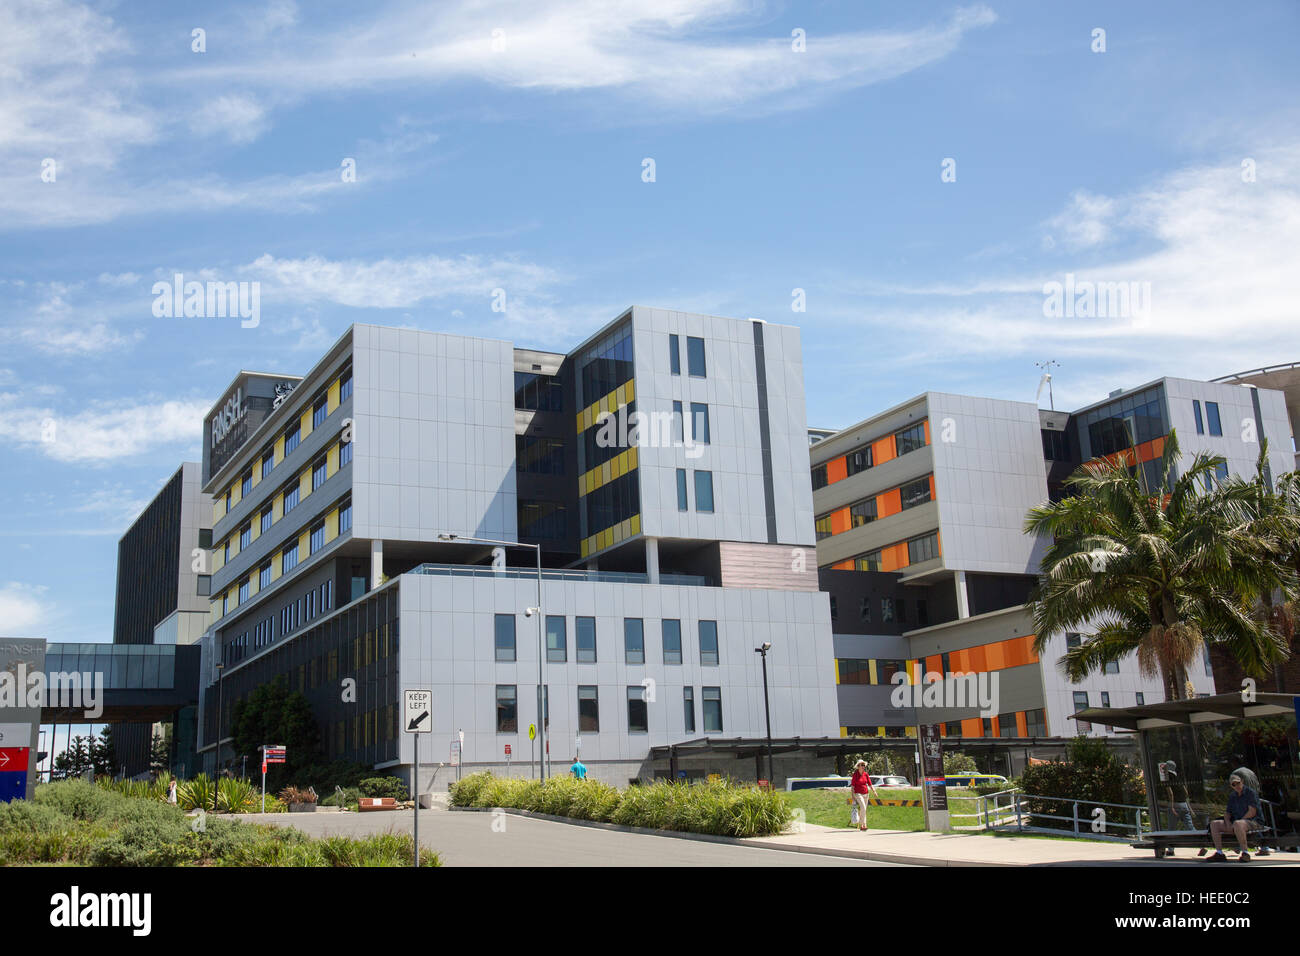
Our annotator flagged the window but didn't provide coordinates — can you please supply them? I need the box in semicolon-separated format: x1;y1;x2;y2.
846;447;872;476
694;471;714;513
576;616;597;663
830;595;838;621
240;470;252;497
259;562;271;589
284;423;300;455
1073;691;1091;732
339;369;353;403
881;598;894;622
496;685;518;733
260;506;272;534
854;551;881;572
1193;400;1204;435
199;528;213;549
1066;632;1082;649
310;520;325;554
223;539;230;563
895;422;926;455
945;721;962;737
313;396;328;429
877;660;904;686
1025;708;1048;736
339;499;352;534
1100;692;1111;708
282;543;299;574
238;578;250;604
578;686;599;732
1214;462;1229;484
686;336;706;377
283;485;299;514
996;713;1017;738
340;441;353;467
900;477;932;510
224;490;231;514
683;687;695;733
495;614;516;662
1204;648;1213;677
662;619;682;664
624;618;644;664
261;450;274;478
197;575;211;596
908;532;939;565
1104;659;1119;674
239;523;251;549
702;687;722;732
312;457;327;491
1135;692;1145;706
546;615;567;663
627;686;649;733
850;498;877;527
671;401;684;444
690;402;710;444
859;598;871;623
669;334;681;375
815;515;833;540
838;659;870;685
1206;401;1222;436
811;464;828;490
699;620;719;666
1041;429;1068;461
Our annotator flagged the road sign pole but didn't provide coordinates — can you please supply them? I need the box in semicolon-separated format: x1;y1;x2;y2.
413;733;419;868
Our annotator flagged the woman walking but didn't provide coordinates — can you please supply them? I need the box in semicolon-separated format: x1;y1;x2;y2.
850;760;878;832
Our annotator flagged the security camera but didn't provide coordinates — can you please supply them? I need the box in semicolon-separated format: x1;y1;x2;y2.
525;607;539;617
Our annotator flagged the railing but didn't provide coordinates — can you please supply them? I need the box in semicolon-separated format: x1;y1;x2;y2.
407;563;710;586
952;788;1152;842
1211;361;1300;382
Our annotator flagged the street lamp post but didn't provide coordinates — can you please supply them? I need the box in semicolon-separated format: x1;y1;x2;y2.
754;643;774;786
438;533;547;781
213;662;225;812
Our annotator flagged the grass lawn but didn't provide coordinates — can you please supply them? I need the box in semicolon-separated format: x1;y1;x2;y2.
782;787;990;832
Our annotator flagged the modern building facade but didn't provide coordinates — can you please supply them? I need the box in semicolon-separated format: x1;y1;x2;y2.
813;376;1290;755
197;309;837;787
110;462;211;775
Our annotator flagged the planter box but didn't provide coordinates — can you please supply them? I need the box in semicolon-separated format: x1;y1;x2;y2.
288;803;318;813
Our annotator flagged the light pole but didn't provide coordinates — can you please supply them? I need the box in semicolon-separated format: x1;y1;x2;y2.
213;661;225;812
438;533;547;781
754;643;774;786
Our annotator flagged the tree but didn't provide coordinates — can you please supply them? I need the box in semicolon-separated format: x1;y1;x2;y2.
1025;430;1289;700
52;735;93;778
230;676;322;787
150;726;173;774
90;726;118;777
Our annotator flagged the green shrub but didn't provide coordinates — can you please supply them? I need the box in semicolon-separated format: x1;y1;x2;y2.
358;776;409;801
217;777;259;813
449;771;493;806
1016;736;1145;831
90;816;199;867
33;779;115;820
177;775;215;812
320;787;361;808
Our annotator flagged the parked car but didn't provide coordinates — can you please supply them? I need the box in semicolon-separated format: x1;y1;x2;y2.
944;773;1010;789
785;776;851;792
873;775;912;788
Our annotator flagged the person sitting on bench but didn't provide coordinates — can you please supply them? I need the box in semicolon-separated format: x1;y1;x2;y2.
1207;773;1265;862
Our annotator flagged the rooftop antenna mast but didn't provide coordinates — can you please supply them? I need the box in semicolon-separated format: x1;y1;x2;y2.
1035;361;1060;410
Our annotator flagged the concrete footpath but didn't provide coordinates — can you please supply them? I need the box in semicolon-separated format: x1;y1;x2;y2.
740;823;1300;867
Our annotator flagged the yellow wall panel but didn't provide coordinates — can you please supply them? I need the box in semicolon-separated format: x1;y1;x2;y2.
298;470;310;500
327;443;339;477
328;380;340;413
325;508;339;543
300;410;312;440
270;560;282;583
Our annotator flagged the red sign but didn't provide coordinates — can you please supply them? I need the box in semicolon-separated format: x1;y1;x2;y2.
261;762;267;775
504;744;512;756
0;748;27;771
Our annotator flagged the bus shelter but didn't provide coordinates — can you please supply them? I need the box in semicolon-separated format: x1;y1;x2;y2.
1073;692;1299;841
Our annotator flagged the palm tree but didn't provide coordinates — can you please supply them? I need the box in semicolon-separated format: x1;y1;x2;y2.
1024;429;1290;701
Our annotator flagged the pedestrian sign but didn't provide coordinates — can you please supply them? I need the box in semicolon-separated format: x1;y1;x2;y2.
528;723;536;741
404;689;432;734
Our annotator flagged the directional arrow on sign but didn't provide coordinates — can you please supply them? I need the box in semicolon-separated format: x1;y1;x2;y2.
407;710;429;732
0;752;7;769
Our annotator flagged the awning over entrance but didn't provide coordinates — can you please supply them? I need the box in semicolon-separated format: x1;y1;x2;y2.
1072;692;1298;732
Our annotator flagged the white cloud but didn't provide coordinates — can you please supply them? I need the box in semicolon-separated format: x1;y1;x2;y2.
0;582;49;634
189;94;269;145
1045;191;1117;250
0;395;207;463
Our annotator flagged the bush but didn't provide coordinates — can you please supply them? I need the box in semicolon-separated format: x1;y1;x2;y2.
177;775;215;812
279;785;318;805
320;787;361;808
449;772;493;807
217;777;259;813
358;776;409;801
1016;736;1145;832
33;779;115;820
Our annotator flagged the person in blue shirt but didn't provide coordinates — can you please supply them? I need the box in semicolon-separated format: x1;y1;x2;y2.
1207;773;1263;862
569;758;587;780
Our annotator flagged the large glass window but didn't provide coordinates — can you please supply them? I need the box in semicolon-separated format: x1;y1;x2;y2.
340;441;353;467
496;685;517;733
310;520;325;554
238;578;250;604
703;687;722;732
624;618;644;664
284;423;300;455
260;506;272;534
339;499;352;534
683;687;695;733
900;477;932;510
669;334;681;375
1206;401;1223;436
259;562;271;589
676;469;688;511
313;396;328;428
1025;708;1048;736
811;464;828;490
281;543;299;574
815;515;833;540
576;616;597;663
846;448;872;476
838;659;870;684
339;368;353;403
1072;691;1092;733
907;532;939;564
261;450;274;478
239;523;251;549
627;686;648;733
516;436;565;475
672;401;684;444
240;470;252;497
662;619;682;664
699;620;719;666
850;498;877;526
546;615;567;663
578;686;599;732
312;457;327;491
686;336;706;377
690;403;710;444
895;422;926;456
1193;400;1205;435
283;484;299;514
694;471;714;513
513;372;564;412
495;614;516;662
854;551;881;572
998;713;1018;738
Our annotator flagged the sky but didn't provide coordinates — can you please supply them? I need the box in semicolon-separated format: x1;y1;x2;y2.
2;0;1299;647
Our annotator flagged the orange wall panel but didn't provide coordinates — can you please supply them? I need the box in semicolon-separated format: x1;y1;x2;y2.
872;436;895;466
960;718;983;738
923;419;931;445
1016;712;1029;737
830;507;851;535
827;457;847;484
877;488;902;518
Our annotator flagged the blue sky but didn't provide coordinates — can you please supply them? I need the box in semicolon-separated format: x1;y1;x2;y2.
2;0;1298;645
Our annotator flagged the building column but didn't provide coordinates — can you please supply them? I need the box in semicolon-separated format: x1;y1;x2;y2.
646;537;660;584
371;539;384;590
955;571;970;619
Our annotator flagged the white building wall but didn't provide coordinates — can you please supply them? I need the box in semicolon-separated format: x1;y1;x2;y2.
350;324;517;544
397;572;837;782
1162;378;1291;482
